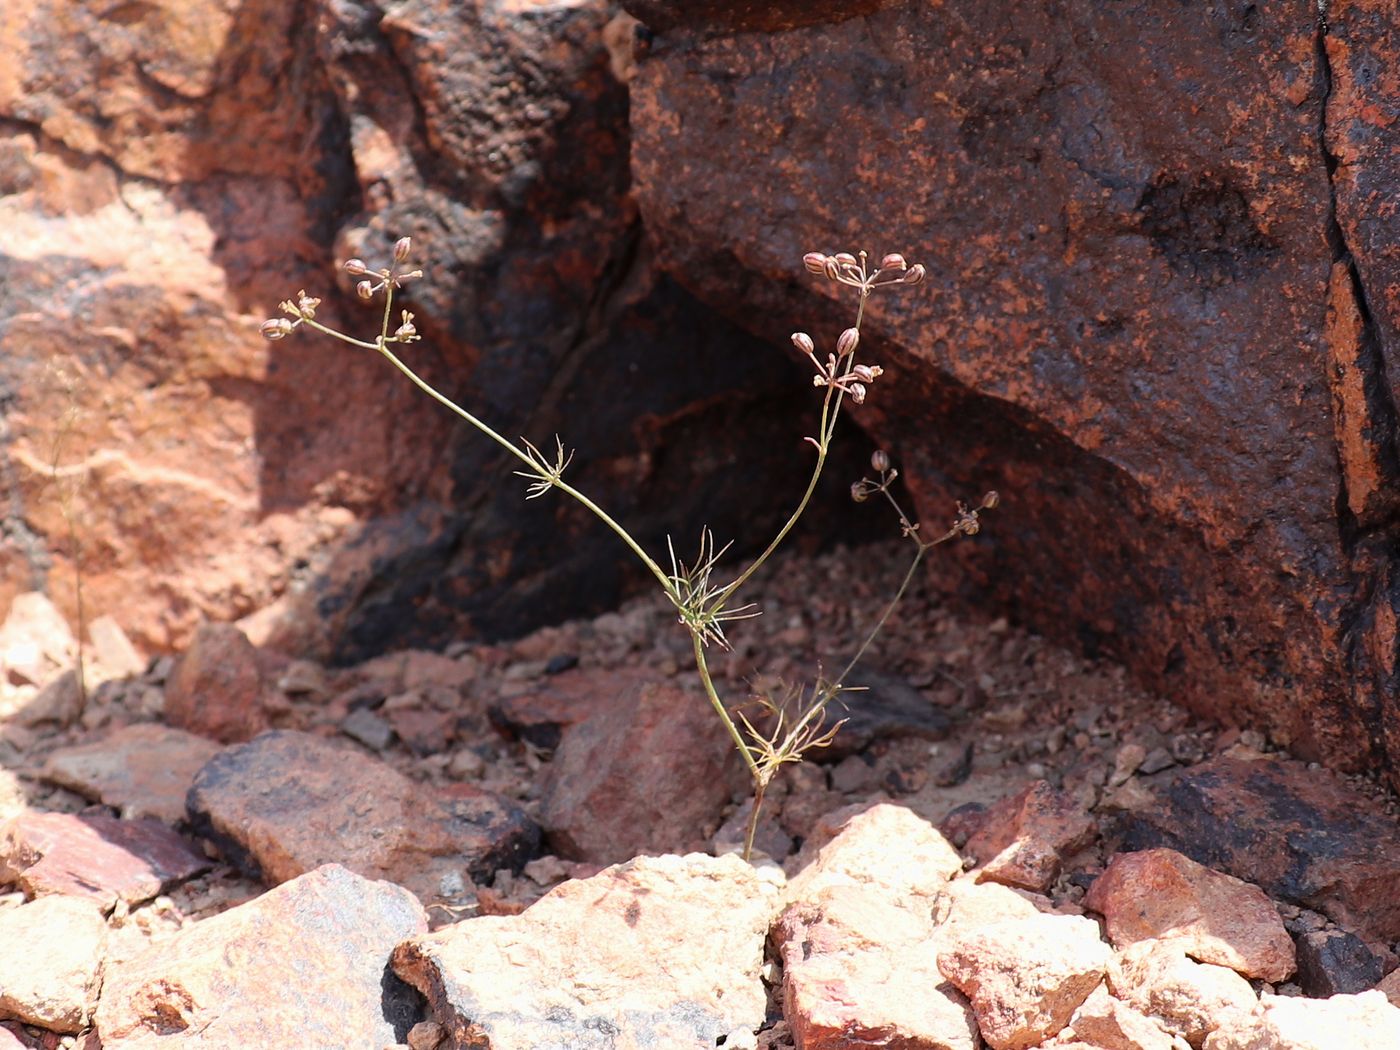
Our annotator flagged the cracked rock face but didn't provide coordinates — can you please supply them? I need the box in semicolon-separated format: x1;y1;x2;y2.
624;0;1400;786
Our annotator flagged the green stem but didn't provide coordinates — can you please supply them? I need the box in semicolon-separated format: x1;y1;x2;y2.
743;781;767;863
692;632;761;782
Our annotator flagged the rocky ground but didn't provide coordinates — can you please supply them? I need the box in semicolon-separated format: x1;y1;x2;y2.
2;539;1400;1048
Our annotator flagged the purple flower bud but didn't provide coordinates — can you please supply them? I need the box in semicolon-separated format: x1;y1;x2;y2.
343;258;370;276
871;450;890;473
852;364;883;382
823;258;841;280
357;280;375;300
836;327;860;357
832;252;858;268
850;481;868;503
791;332;815;355
803;252;828;275
393;236;413;262
903;264;926;285
983;490;1000;509
880;253;907;271
847;382;867;404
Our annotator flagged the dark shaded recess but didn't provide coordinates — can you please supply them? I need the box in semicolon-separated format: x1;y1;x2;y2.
379;965;426;1044
1136;173;1277;288
329;274;885;663
620;0;893;35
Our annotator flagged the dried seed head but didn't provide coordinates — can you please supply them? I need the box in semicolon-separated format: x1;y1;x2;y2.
871;449;890;473
903;264;926;285
356;280;376;300
847;381;867;404
850;481;869;503
880;253;907;271
393;236;413;262
983;490;1000;509
803;252;828;275
260;318;294;340
296;291;321;319
343;258;370;276
852;364;884;382
791;332;815;355
394;310;417;341
836;327;860;357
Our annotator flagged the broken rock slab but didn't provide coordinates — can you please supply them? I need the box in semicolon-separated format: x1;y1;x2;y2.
1122;753;1400;942
393;852;776;1050
42;723;220;825
95;864;426;1049
937;910;1112;1050
967;779;1097;894
0;811;209;910
537;680;742;864
1202;989;1400;1050
0;894;107;1033
1110;940;1257;1046
1084;847;1295;982
186;730;539;905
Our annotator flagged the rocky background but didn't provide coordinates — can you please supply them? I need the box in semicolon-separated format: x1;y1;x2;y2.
5;1;1400;791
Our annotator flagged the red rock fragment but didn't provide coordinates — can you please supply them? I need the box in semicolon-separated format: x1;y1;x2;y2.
162;623;271;744
967;780;1096;893
41;723;220;825
1085;848;1295;982
0;811;209;910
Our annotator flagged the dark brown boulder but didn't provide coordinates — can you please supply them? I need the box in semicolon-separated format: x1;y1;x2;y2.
624;0;1400;783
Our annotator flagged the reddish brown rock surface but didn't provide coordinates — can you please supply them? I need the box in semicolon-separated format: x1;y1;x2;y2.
1085;848;1296;982
622;0;1400;786
162;623;275;744
967;780;1096;893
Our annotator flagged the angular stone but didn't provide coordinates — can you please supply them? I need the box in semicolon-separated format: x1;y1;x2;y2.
42;723;220;825
340;707;395;751
967;780;1096;893
0;811;209;910
0;592;74;687
778;884;978;1050
186;730;539;903
1060;984;1174;1050
393;853;775;1049
1203;989;1400;1050
1110;941;1257;1046
386;705;456;756
1084;848;1295;982
12;668;84;729
87;615;147;682
95;864;426;1049
162;623;270;744
1295;928;1385;997
818;667;953;760
537;680;742;864
488;666;651;752
1123;754;1400;942
786;802;962;906
0;895;107;1032
937;911;1112;1050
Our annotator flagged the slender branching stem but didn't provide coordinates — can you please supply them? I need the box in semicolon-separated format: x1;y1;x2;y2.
693;633;762;781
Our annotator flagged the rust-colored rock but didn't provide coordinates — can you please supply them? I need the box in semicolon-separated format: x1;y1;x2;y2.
1084;848;1295;982
537;679;743;863
623;0;1400;786
968;780;1096;893
162;622;272;744
1122;753;1400;943
42;723;220;825
185;729;539;904
0;811;209;911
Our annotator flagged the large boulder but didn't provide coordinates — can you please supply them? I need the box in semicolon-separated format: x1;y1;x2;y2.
623;0;1400;783
0;0;875;659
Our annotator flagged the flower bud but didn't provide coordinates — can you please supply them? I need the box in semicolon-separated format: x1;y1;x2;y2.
880;253;907;271
357;280;375;300
871;449;890;473
343;258;370;276
903;263;926;285
393;236;412;262
395;310;417;340
791;332;815;355
850;481;869;503
823;258;841;280
832;252;858;268
983;490;1000;509
836;327;860;357
260;318;294;340
852;364;883;382
803;252;828;275
847;382;867;404
296;291;321;319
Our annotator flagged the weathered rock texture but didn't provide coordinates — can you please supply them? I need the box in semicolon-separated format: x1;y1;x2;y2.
622;0;1400;784
0;0;874;660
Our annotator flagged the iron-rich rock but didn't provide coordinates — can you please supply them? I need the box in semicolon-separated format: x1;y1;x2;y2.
162;623;272;744
1296;929;1386;998
1120;753;1400;943
186;730;539;905
967;780;1096;893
